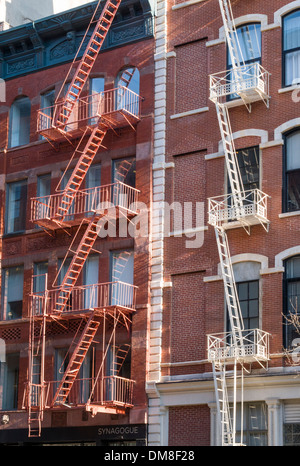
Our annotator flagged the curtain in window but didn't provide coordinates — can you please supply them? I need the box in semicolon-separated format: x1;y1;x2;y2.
228;23;261;66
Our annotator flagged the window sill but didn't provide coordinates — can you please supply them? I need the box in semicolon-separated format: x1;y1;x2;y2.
170;107;209;120
279;211;300;219
0;318;27;325
278;85;300;94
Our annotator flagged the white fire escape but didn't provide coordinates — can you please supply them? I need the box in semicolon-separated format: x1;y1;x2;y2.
207;0;271;446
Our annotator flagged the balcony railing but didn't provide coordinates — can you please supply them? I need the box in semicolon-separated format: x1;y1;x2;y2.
37;86;141;139
207;328;270;364
31;181;139;227
208;189;269;229
23;376;134;410
31;281;137;317
209;63;270;106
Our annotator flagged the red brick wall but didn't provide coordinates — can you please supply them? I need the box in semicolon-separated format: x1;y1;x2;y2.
162;0;300;379
168;405;210;446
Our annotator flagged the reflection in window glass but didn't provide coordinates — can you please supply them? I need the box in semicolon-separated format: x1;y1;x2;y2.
6;179;27;234
9;96;31;148
2;266;24;320
284;130;300;212
283;10;300;86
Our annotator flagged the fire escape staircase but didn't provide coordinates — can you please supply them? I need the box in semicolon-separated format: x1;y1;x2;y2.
206;0;271;446
25;0;139;437
53;0;121;131
51;313;101;407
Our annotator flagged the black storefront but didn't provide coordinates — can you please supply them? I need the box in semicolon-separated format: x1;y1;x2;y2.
0;423;147;446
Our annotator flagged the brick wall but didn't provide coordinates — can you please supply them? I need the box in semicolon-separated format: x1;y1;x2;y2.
168;405;210;446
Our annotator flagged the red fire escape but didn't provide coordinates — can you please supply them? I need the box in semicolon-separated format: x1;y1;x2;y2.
22;0;141;438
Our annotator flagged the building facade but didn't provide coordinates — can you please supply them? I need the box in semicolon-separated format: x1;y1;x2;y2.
148;0;300;446
0;0;154;445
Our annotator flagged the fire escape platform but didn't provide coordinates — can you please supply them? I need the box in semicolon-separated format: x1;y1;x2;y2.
209;63;270;107
31;181;140;231
207;328;270;365
208;189;270;231
37;87;141;144
32;281;137;320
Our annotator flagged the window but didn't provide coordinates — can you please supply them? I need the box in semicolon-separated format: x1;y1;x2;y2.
228;23;261;100
226;280;259;332
283;256;300;348
283;130;300;212
113;158;136;188
40;90;55;139
86;164;101;213
115;67;139;112
235;402;268;446
0;353;19;410
83;255;99;309
116;67;139;95
110;250;134;307
283;10;300;86
8;96;31;147
36;174;51;224
89;78;105;123
2;266;24;320
228;146;260;194
33;262;48;293
5;179;27;234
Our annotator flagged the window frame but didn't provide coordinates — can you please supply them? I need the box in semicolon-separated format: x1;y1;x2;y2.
227;22;262;101
226;279;260;333
283;129;300;213
1;265;24;321
8;96;31;148
282;9;300;88
5;179;28;235
283;255;300;349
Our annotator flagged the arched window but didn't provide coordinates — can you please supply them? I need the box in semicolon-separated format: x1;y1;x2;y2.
115;67;140;112
116;66;140;95
283;9;300;87
283;255;300;348
283;129;300;212
8;96;31;148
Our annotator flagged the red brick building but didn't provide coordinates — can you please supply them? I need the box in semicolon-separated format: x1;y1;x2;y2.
147;0;300;446
0;0;154;445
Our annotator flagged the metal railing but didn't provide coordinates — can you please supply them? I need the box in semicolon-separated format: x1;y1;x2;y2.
31;281;137;316
23;376;134;409
31;181;139;223
207;328;270;363
209;62;270;104
208;189;269;228
37;86;141;134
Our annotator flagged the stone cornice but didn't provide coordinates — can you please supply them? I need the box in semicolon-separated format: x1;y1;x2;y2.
0;0;154;80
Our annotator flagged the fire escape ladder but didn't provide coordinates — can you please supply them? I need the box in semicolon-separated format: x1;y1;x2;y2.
215;102;245;212
51;313;101;407
53;213;103;314
218;0;244;71
53;0;121;130
55;123;108;222
111;344;131;375
27;291;47;437
119;68;135;88
212;361;234;445
215;226;244;346
111;250;132;281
